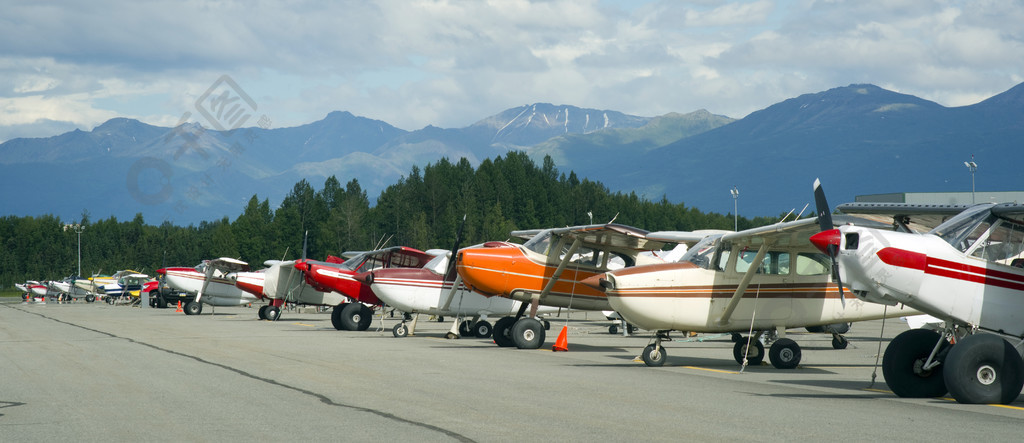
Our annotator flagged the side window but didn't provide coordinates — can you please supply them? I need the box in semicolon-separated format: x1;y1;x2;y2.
734;249;790;275
795;253;831;276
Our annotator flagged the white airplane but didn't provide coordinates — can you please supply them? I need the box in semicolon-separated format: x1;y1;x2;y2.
583;184;918;369
811;186;1024;404
355;251;565;338
158;258;259;315
232;259;348;322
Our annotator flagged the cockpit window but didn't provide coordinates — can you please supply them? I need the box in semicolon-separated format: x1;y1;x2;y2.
682;235;722;270
523;230;552;255
932;204;996;252
423;253;449;275
966;219;1024;263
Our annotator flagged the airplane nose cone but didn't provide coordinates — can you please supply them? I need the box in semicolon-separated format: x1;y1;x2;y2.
580;274;607;292
810;229;841;254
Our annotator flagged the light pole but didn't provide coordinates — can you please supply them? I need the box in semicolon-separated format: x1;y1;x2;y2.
63;223;84;277
964;156;978;204
730;187;739;231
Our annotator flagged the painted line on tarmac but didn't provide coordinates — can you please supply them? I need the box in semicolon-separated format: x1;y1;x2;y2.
293;323;315;327
4;304;475;443
683;366;741;374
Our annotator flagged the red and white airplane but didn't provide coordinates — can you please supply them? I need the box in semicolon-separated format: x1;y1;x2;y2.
231;257;348;322
294;246;439;331
811;184;1024;404
456;223;691;349
355;250;565;338
158;258;258;315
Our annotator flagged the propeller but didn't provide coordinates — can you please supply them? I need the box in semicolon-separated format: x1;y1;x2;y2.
811;178;846;308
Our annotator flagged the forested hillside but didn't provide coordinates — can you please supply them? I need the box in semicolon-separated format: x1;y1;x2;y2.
0;152;775;287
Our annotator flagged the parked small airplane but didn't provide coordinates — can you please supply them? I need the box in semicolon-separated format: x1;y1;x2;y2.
583;183;917;369
811;185;1024;404
232;258;348;322
456;223;690;349
158;258;258;315
355;250;564;339
295;247;439;331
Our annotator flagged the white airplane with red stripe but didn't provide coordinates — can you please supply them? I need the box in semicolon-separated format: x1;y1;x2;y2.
810;193;1024;404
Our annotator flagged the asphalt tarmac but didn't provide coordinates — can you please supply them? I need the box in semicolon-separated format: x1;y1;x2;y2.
2;299;1022;441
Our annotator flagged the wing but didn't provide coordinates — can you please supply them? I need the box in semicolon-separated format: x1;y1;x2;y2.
837;202;969;233
720;215;892;249
209;257;250;273
560;223;667;251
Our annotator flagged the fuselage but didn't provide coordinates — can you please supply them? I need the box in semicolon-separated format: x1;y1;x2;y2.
250;260;348;306
159;266;258;306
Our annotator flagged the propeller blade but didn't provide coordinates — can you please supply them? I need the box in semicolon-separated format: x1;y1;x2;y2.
813;178;833;232
301;230;308;260
828;248;846;308
443;214;467;280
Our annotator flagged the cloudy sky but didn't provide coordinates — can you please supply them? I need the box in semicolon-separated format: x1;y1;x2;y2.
1;0;1022;143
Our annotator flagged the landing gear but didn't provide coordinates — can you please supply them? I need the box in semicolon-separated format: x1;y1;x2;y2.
265;306;281;321
85;294;96;303
330;305;344;330
339;303;372;331
258;305;268;320
831;333;849;350
473;320;493;338
943;333;1024;404
184;301;202;315
492;317;516;347
768;338;801;369
883;329;948;398
642;343;667;367
459;320;473;337
393;322;409;338
511;318;546;349
733;337;765;365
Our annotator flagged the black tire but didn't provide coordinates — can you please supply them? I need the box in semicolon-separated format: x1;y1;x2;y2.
331;305;344;330
543;320;551;330
512;318;545;349
340;303;364;331
882;329;948;398
184;301;202;315
493;317;516;347
459;320;473;337
769;338;802;369
393;323;409;338
943;333;1024;404
730;332;742;342
733;338;765;365
832;335;849;350
641;344;667;367
258;305;268;320
156;295;168;309
265;306;281;321
356;305;373;331
609;325;618;334
627;324;635;334
474;321;493;338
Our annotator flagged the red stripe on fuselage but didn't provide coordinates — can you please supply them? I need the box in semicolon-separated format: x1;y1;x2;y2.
876;247;1024;292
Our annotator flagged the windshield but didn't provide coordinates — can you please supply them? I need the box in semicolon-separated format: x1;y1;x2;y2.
932;204;998;252
522;230;553;254
681;234;722;269
423;253;449;274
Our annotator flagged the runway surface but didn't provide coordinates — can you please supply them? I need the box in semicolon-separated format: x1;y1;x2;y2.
1;299;1022;441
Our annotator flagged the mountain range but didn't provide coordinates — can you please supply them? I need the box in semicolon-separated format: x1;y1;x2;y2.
2;83;1022;225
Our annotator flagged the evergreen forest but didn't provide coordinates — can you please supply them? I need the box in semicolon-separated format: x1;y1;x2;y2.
1;152;777;287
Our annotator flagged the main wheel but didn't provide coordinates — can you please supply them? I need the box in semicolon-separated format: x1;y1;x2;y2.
339;303;364;331
331;305;345;330
184;301;202;315
85;293;96;303
258;305;268;320
265;306;281;321
733;338;765;365
609;325;619;334
832;335;849;350
157;295;168;308
356;305;373;331
512;318;545;349
882;329;948;398
493;317;516;347
641;344;667;367
769;338;802;369
943;333;1024;404
393;323;409;338
474;321;493;338
459;320;473;337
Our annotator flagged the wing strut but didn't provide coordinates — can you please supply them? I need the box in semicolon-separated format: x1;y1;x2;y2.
532;236;582;317
195;261;217;304
718;243;768;325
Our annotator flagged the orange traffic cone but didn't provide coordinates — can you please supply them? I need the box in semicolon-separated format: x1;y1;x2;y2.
552;326;569;352
175;301;183;312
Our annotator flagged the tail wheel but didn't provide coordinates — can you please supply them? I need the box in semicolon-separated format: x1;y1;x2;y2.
832;335;849;350
641;344;667;367
943;333;1024;404
882;329;948;398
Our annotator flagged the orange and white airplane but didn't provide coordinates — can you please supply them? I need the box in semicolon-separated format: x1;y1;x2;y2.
455;223;696;349
583;182;918;369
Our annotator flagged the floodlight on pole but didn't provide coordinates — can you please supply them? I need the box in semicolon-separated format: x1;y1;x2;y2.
964;156;978;204
730;187;739;231
63;223;85;277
